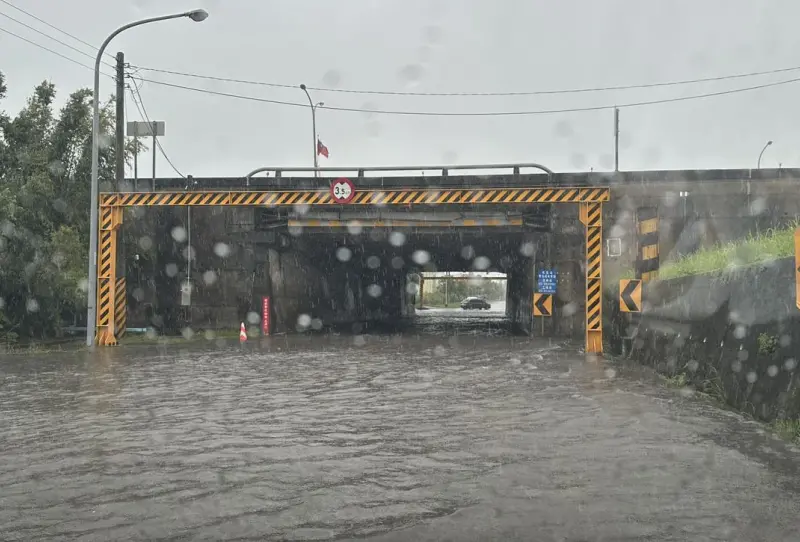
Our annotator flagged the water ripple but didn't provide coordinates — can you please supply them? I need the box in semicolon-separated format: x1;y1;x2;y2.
1;319;799;540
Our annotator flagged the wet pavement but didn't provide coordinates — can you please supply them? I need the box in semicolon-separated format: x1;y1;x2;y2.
1;309;799;541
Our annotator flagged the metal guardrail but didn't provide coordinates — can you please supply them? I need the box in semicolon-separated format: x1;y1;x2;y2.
120;167;800;193
244;163;554;187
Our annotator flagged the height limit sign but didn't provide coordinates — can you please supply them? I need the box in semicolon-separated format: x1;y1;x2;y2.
330;177;355;204
537;269;557;294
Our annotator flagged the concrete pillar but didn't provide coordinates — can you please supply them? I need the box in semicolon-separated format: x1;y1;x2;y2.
267;248;326;332
507;259;535;334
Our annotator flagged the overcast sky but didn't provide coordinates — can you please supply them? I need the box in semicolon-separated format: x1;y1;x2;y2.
2;0;800;178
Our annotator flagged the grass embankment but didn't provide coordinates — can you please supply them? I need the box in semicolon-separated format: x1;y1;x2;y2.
622;223;798;280
659;225;797;279
771;419;800;444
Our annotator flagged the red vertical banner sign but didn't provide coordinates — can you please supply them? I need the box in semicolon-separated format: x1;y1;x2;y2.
262;296;271;335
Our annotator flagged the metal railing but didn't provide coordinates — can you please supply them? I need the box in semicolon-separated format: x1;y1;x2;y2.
244;162;554;187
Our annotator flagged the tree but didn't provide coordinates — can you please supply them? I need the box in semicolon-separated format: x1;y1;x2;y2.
0;72;122;342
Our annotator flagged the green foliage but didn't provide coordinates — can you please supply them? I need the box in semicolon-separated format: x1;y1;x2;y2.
0;71;125;342
757;333;779;356
770;419;800;444
664;373;688;388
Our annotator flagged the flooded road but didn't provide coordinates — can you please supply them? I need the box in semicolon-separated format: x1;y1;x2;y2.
1;310;799;541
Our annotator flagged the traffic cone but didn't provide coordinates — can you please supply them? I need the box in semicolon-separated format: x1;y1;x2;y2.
239;322;247;343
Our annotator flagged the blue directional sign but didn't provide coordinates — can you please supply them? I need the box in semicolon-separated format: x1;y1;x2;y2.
537;269;558;294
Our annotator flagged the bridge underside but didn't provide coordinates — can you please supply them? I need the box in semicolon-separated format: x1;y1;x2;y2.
102;184;606;352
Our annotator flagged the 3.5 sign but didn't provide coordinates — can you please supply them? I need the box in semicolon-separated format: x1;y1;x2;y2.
330;177;355;204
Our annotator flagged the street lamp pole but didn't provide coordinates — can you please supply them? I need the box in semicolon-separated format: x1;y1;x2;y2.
299;84;323;177
85;9;208;347
757;140;773;170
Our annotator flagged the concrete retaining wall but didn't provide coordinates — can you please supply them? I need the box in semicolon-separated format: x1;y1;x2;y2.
621;259;800;422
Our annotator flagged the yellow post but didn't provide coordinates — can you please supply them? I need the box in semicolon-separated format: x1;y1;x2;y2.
636;207;659;281
96;204;122;346
583;202;603;353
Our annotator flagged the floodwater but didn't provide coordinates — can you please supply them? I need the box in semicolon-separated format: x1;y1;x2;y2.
1;309;799;541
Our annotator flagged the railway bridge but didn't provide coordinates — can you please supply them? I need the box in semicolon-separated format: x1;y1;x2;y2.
97;165;800;352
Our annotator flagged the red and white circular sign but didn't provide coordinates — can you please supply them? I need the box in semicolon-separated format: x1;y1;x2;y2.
330;177;355;204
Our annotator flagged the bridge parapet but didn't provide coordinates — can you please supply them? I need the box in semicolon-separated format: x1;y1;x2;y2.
118;167;799;193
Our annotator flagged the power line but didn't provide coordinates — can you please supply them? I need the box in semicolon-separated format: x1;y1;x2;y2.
135;74;800;117
129;75;185;178
0;0;113;60
0;9;113;68
131;64;800;98
4;0;792;100
0;24;113;78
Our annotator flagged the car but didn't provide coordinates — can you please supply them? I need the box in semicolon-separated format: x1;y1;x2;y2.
460;296;491;310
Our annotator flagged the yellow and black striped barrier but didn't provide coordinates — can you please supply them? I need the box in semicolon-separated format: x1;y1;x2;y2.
636;206;659;281
114;277;127;341
96;206;123;345
100;186;610;207
96;184;611;354
580;201;604;353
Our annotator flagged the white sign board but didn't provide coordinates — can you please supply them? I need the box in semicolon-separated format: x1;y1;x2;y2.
127;121;165;137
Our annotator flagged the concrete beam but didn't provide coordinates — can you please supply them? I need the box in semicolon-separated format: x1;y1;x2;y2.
128;167;799;192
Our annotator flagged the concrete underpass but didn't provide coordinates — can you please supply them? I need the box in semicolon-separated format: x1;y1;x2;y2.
128;201;589;341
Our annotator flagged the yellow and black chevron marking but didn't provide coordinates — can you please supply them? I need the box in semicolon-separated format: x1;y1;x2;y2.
96;187;612;354
100;206;123;229
636;207;659;281
582;202;604;354
100;186;610;207
115;277;127;340
97;278;112;327
96;205;122;346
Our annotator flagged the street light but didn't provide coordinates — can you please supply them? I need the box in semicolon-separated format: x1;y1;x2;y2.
757;140;773;169
86;9;208;347
187;9;209;22
299;84;324;177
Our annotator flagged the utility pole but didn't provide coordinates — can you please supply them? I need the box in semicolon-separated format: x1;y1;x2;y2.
115;53;125;188
183;175;195;323
152;126;157;184
115;52;126;303
614;107;620;172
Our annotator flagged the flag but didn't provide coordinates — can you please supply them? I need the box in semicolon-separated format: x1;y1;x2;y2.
317;139;329;158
